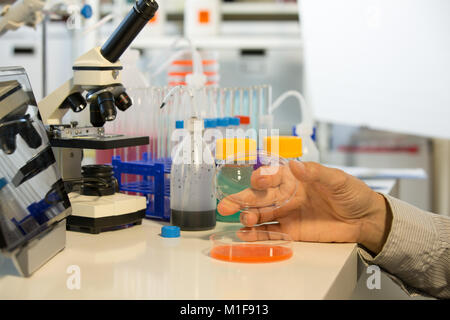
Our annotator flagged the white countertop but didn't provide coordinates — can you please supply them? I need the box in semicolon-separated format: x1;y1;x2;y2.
363;179;397;195
0;219;358;300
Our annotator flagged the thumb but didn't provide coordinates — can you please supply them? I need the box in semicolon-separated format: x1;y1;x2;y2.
288;160;308;181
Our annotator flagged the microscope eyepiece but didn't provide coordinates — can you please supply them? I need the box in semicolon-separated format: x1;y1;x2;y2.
100;0;159;63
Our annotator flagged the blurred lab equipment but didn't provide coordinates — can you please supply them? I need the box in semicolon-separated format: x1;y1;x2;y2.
210;230;293;263
101;84;272;222
234;115;250;132
184;0;221;38
0;67;71;277
162;81;216;230
161;225;180;238
170;117;216;231
146;37;219;87
0;0;93;36
120;49;150;89
264;136;302;161
203;117;219;156
214;137;257;223
270;90;319;162
37;0;159;233
0;0;45;36
102;84;271;164
112;153;171;221
226;116;240;138
167;50;220;87
215;150;299;213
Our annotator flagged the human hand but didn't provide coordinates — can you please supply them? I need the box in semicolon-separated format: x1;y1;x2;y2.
217;161;392;254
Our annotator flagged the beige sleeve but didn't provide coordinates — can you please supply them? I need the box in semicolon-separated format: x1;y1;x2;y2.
358;195;450;299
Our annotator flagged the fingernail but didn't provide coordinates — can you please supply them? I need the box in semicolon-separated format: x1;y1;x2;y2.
291;160;305;170
293;160;304;168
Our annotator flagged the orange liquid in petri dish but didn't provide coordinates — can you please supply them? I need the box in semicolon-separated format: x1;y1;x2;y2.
210;244;293;263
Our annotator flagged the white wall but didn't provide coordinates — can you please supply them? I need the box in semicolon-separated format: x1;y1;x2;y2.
0;22;73;101
433;139;450;216
299;0;450;139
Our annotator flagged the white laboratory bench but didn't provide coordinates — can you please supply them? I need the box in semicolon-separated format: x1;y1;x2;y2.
0;219;358;300
0;179;398;300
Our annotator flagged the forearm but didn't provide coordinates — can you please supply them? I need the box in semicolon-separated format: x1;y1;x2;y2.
359;195;450;299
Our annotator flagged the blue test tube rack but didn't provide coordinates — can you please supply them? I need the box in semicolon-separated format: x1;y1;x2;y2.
112;153;171;221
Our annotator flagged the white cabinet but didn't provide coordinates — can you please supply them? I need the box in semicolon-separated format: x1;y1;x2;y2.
0;22;72;101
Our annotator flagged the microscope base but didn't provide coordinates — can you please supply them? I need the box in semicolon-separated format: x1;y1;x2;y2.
67;210;145;234
67;192;147;234
11;219;67;277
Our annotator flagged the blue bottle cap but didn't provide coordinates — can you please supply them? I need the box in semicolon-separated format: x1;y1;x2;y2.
204;118;217;128
311;127;317;142
80;4;93;19
0;178;7;191
175;120;184;129
292;125;297;136
217;118;229;127
161;225;180;238
229;117;240;126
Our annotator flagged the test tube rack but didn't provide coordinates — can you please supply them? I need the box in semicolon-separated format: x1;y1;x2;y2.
112;153;171;221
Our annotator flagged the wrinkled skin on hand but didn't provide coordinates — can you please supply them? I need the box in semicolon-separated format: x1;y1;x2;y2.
217;161;391;254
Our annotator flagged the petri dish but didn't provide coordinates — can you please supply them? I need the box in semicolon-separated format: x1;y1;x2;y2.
214;150;298;212
210;230;293;263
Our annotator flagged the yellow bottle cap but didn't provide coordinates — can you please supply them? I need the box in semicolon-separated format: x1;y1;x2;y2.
263;136;302;159
215;138;257;161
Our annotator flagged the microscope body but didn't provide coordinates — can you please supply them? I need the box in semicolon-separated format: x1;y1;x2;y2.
39;47;124;127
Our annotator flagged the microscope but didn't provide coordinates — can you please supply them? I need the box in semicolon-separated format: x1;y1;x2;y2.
0;80;58;188
0;67;71;277
0;80;40;154
38;0;159;234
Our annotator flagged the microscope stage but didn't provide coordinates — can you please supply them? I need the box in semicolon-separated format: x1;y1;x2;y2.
67;192;147;234
50;135;149;150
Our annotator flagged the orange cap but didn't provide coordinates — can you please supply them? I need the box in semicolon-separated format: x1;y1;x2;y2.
264;136;302;159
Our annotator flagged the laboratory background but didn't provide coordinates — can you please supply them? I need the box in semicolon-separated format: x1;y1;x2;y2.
0;0;449;301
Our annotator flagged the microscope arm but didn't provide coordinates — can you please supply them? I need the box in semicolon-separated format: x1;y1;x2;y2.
38;79;82;126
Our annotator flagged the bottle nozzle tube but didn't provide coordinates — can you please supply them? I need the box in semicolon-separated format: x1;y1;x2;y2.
100;0;159;63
